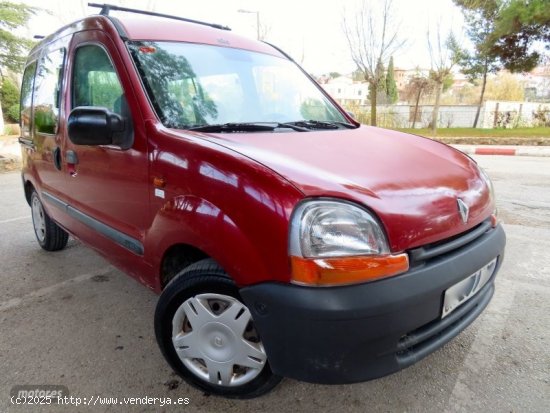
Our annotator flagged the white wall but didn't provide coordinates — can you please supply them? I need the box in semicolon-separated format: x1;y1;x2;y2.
355;101;550;128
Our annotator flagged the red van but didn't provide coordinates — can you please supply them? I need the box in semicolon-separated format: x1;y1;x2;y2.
19;4;505;398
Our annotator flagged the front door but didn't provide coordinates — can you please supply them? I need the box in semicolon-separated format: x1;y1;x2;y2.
61;31;149;268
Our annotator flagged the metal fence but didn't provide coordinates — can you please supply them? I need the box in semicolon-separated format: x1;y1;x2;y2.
343;101;550;129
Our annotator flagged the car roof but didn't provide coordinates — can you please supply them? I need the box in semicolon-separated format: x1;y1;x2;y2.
31;14;284;59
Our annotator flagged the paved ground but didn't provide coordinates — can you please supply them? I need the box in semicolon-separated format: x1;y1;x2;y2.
0;155;549;412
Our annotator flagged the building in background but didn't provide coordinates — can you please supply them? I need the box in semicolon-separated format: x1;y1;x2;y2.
321;76;370;106
520;66;550;102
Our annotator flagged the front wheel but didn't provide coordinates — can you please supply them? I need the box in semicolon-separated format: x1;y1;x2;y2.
30;191;69;251
154;259;281;398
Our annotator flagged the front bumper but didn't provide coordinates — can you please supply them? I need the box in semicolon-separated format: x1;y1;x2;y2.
240;224;506;384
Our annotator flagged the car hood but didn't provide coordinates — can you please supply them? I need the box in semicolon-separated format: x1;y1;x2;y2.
185;126;494;252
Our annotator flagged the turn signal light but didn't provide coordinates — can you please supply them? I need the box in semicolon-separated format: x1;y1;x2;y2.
290;254;409;286
490;212;499;227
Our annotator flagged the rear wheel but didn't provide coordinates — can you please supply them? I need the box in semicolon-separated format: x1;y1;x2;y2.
30;191;68;251
155;259;281;398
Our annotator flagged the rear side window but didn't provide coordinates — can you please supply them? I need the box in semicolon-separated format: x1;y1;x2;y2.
20;61;37;140
33;49;65;134
72;45;124;114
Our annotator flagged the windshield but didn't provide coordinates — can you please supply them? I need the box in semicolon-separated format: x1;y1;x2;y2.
128;41;348;129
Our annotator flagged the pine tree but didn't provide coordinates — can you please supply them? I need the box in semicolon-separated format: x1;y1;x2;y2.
376;60;387;104
386;57;398;104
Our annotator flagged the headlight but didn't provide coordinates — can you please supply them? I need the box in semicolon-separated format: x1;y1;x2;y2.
289;200;389;258
477;165;499;225
478;166;494;201
289;199;409;286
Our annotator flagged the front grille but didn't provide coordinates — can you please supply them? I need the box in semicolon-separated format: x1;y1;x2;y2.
409;219;492;265
395;279;494;367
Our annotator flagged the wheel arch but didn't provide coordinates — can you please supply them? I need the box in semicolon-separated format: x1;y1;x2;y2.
145;195;276;292
159;243;210;289
23;178;35;206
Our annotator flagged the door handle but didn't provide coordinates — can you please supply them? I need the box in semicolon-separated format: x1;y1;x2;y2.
66;150;78;176
66;150;78;165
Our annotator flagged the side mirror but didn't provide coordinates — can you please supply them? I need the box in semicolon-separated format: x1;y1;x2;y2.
346;111;356;119
67;106;133;149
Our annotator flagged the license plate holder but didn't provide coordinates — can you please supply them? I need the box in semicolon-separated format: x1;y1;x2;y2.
442;258;497;318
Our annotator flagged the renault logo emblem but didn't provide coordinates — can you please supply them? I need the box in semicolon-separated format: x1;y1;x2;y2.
457;198;469;223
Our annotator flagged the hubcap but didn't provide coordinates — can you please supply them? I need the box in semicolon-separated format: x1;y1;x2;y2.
172;293;267;387
31;196;46;242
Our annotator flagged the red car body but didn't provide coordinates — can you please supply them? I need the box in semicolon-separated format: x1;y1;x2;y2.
20;13;505;388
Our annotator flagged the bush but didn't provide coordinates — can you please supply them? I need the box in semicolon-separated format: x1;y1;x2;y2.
1;78;21;123
3;124;20;135
532;107;550;127
6;103;20;123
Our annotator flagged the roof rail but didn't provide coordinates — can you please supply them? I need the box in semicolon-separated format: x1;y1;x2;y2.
87;3;231;31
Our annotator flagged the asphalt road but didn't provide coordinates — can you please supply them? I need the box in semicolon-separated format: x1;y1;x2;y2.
0;155;549;413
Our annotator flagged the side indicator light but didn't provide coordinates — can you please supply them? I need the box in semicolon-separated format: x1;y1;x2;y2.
153;177;166;188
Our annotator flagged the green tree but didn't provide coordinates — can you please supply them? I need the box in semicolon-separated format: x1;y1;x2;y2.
0;76;20;122
386;56;398;104
442;72;454;92
453;0;502;128
376;60;387;103
489;0;550;72
0;1;37;74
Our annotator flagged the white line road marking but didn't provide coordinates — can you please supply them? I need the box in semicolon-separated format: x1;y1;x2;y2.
0;267;112;312
0;216;30;224
444;278;517;413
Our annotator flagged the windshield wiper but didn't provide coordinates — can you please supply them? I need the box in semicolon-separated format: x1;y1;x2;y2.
286;120;357;130
187;123;275;133
187;122;309;133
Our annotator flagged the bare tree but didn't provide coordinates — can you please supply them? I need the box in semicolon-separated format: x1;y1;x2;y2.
342;0;405;126
403;74;433;128
427;24;459;133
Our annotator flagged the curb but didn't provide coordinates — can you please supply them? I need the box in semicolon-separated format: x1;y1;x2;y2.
451;145;550;157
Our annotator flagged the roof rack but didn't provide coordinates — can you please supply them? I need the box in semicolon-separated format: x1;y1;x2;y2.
87;3;231;31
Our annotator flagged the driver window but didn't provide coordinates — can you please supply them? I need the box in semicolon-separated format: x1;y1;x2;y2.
72;45;125;115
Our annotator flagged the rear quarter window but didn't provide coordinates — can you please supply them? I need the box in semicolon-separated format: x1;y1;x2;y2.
20;61;37;140
33;49;66;135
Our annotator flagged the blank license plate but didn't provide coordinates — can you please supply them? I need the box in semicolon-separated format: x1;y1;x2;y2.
442;258;497;318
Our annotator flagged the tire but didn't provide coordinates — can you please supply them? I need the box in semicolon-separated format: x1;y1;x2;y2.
30;190;69;251
155;258;282;398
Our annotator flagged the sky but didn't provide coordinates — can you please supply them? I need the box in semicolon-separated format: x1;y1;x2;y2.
17;0;466;75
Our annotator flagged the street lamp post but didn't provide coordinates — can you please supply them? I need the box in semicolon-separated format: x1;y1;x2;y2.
238;9;260;40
